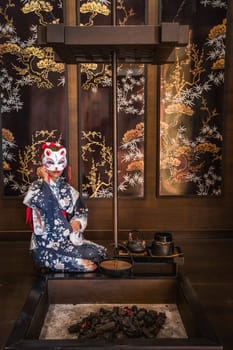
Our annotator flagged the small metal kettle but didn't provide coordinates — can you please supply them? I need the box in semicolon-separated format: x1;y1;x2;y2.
151;231;174;256
127;230;146;253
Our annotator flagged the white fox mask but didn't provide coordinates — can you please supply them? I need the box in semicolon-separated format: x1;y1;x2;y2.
42;147;67;171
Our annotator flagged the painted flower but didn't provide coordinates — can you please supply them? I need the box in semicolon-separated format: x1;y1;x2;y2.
126;160;144;173
80;2;110;16
21;1;53;14
208;19;226;40
165;103;194;116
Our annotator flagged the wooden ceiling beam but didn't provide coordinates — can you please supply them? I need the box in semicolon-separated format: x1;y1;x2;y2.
38;23;189;64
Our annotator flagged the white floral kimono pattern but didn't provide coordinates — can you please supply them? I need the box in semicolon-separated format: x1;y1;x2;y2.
23;178;107;272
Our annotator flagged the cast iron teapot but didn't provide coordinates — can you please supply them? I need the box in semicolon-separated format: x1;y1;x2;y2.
127;230;146;253
151;231;174;256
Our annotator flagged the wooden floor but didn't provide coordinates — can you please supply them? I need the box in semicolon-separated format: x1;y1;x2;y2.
0;238;233;350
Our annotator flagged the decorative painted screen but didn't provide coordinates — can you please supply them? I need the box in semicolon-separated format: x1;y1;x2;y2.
0;0;65;196
159;0;226;196
0;0;227;199
79;0;145;198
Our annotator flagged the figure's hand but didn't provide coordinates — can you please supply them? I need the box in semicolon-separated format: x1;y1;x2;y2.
70;231;83;246
37;166;50;183
70;220;81;232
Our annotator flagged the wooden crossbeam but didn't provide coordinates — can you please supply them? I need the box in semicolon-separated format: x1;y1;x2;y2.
38;23;189;64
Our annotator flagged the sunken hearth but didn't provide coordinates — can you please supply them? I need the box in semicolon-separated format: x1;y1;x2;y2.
67;305;167;340
40;303;186;340
5;273;222;350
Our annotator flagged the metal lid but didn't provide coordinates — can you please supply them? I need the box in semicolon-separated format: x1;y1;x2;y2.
153;232;173;243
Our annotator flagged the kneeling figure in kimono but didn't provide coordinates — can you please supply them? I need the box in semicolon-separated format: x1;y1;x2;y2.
23;142;107;272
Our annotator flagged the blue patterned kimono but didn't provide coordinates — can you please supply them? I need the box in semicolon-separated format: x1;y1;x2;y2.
23;178;107;272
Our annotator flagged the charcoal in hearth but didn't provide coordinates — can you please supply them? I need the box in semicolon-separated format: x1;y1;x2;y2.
68;305;166;340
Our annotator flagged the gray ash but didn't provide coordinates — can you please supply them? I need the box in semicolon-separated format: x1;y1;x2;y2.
68;305;166;340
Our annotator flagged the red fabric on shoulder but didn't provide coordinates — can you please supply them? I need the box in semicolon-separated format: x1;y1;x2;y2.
61;210;67;218
25;207;33;229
